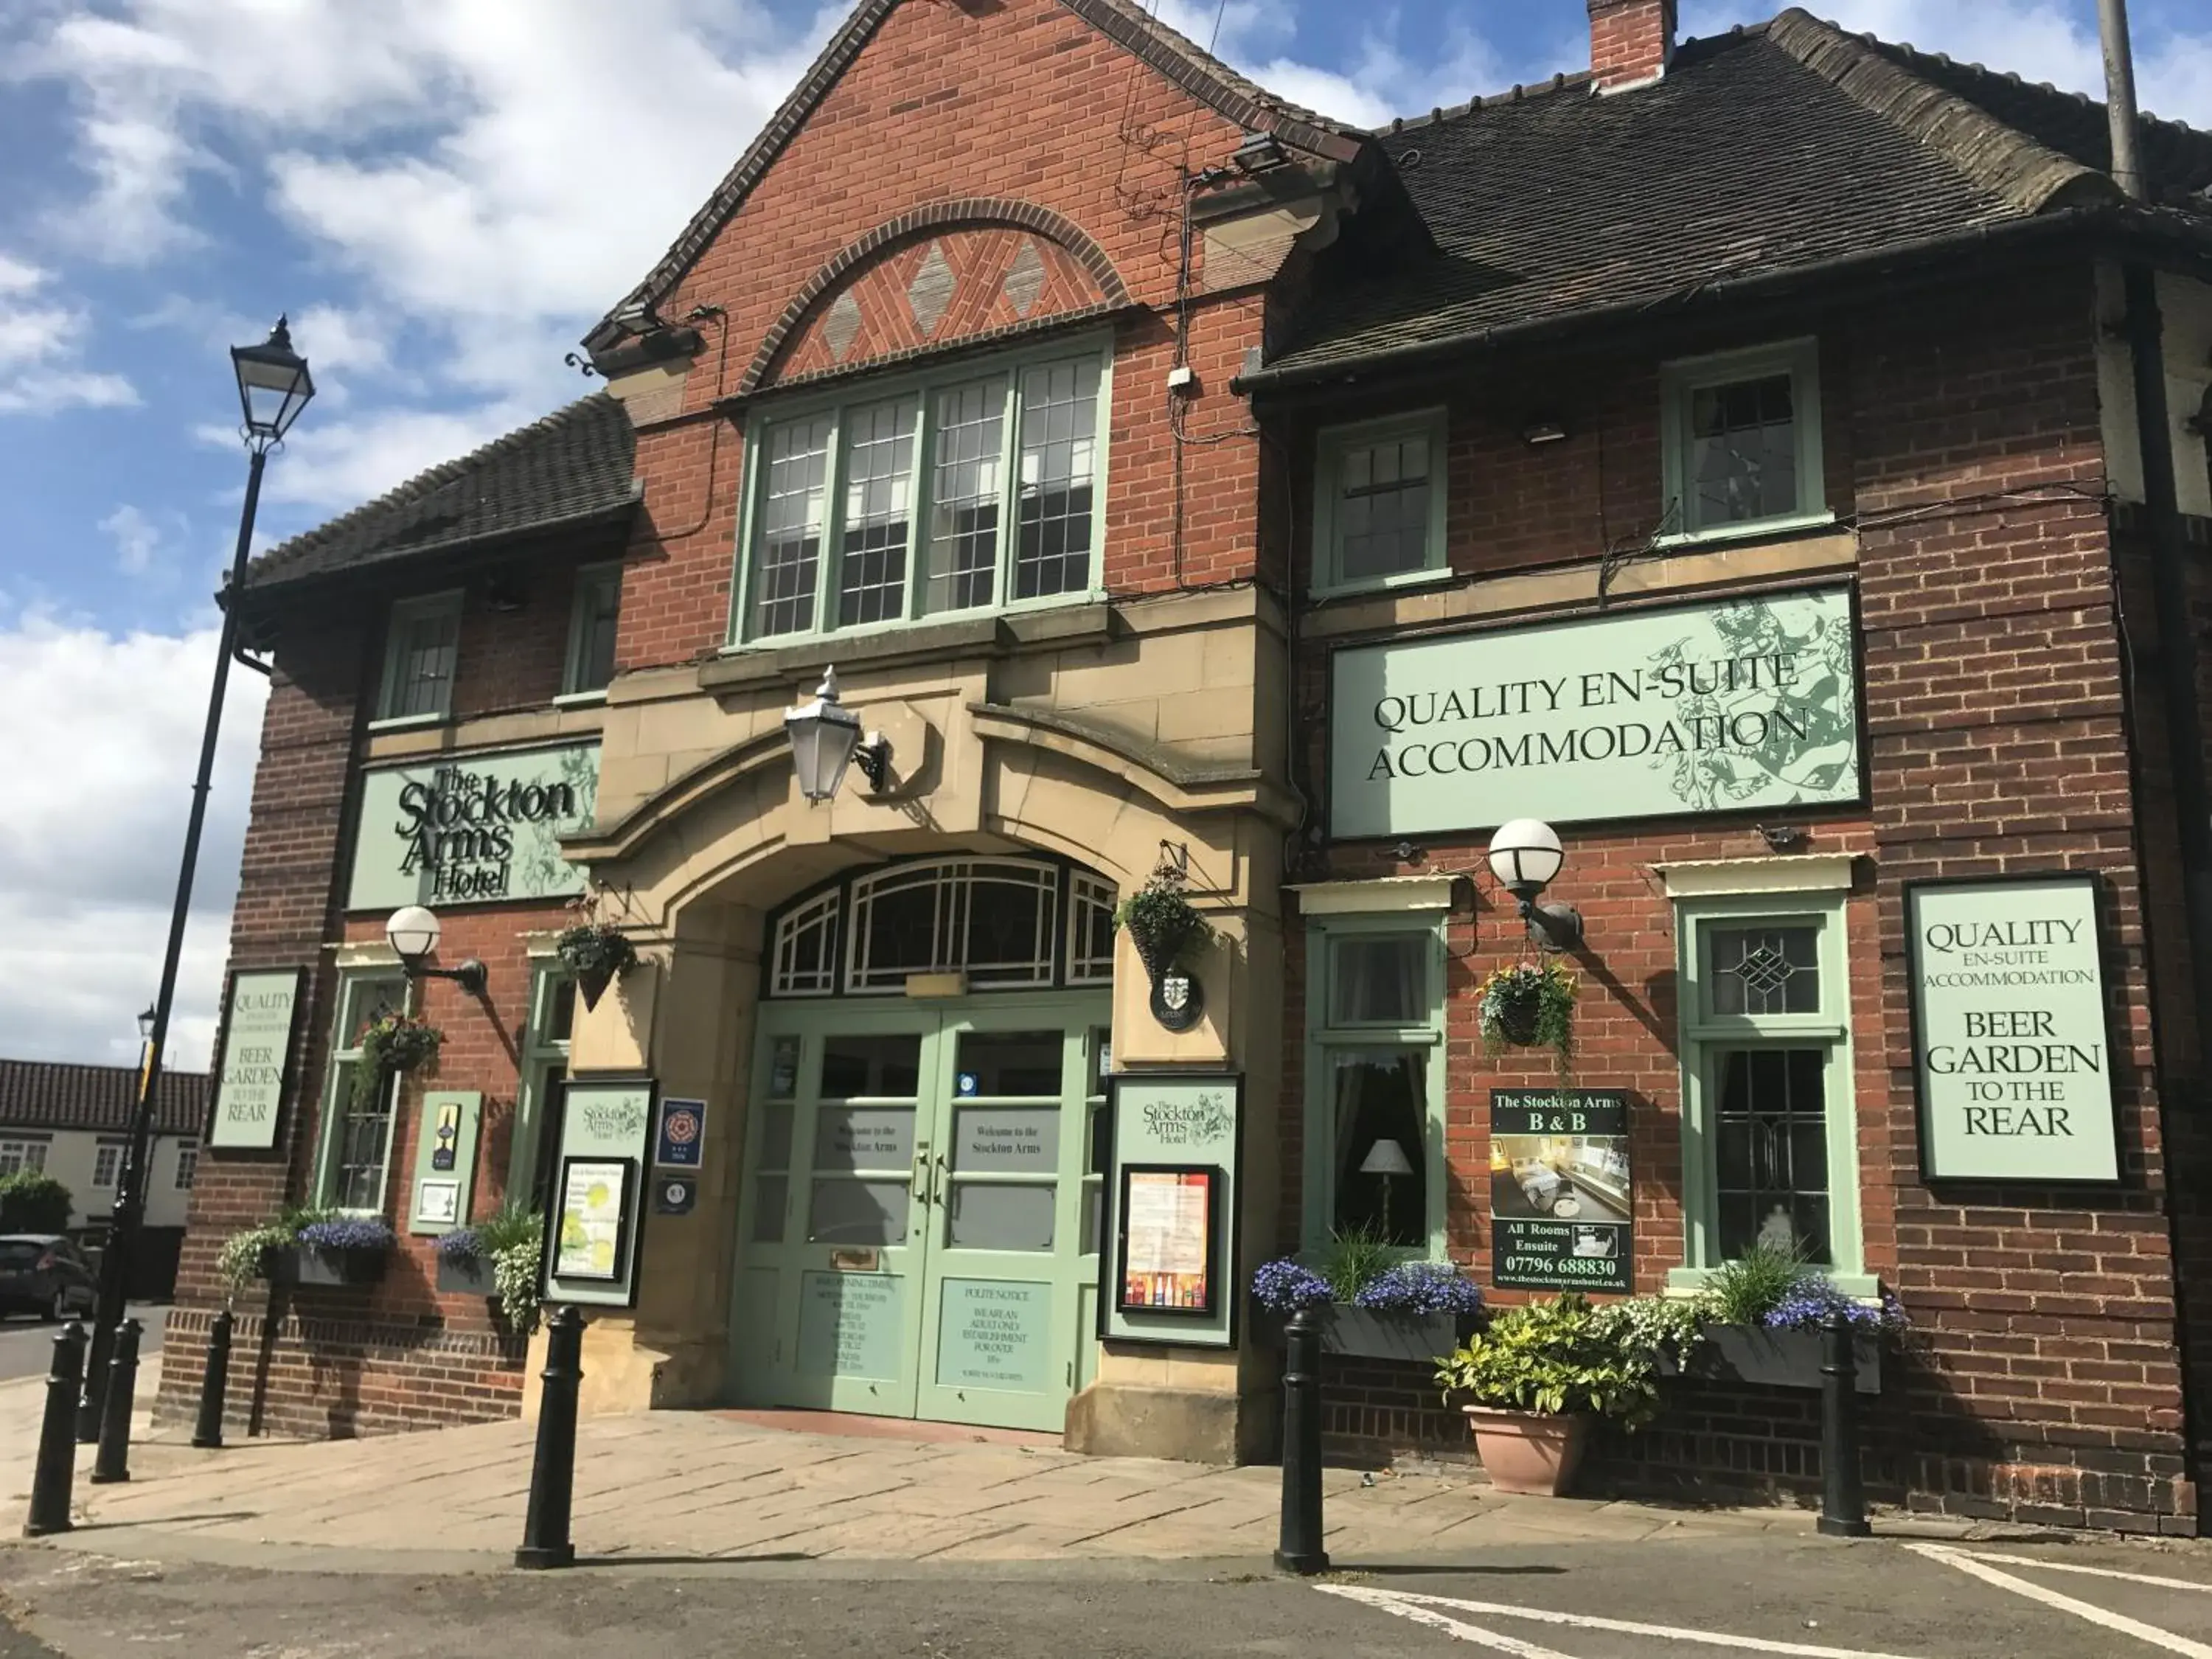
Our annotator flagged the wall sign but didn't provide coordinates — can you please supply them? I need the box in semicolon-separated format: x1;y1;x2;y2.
1907;876;2119;1183
655;1097;706;1168
206;967;305;1150
539;1074;658;1309
1099;1073;1242;1349
347;741;599;911
1489;1090;1633;1293
408;1090;481;1234
1329;587;1859;838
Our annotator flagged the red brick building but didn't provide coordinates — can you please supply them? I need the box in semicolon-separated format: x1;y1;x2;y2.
165;0;2212;1531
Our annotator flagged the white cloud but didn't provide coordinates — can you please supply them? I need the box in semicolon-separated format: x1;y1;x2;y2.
253;399;538;513
0;252;140;414
100;504;162;575
0;613;266;1070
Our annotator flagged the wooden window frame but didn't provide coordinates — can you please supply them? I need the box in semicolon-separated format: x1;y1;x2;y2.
372;591;465;728
1310;408;1451;599
1658;338;1831;546
557;561;624;703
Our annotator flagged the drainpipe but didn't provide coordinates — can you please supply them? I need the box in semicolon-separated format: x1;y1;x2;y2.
2104;0;2212;1492
2104;5;2212;1053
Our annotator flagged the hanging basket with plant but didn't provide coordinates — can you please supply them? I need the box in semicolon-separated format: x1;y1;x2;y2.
555;922;639;1012
1113;874;1214;982
354;1012;443;1107
1478;961;1576;1074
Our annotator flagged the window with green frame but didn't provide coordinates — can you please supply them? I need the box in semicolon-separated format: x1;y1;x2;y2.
1301;914;1447;1256
1310;409;1448;597
313;970;409;1211
1668;889;1871;1295
510;967;575;1214
375;591;463;723
733;342;1109;644
1658;338;1828;542
560;562;622;699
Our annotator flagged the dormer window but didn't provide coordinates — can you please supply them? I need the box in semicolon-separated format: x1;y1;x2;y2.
734;341;1107;645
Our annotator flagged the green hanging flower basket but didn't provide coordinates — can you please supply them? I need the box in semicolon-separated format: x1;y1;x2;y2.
555;923;639;1011
1113;876;1214;981
355;1013;443;1107
1478;961;1576;1076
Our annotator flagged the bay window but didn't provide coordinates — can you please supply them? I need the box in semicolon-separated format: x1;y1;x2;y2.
736;344;1107;644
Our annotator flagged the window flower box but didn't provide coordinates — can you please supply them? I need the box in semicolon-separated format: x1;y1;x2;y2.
288;1217;395;1289
1321;1305;1474;1365
435;1253;495;1296
1662;1321;1882;1394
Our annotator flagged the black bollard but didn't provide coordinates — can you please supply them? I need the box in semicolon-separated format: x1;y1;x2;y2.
191;1309;234;1450
1274;1304;1329;1576
1818;1310;1870;1537
89;1319;142;1485
24;1322;86;1537
75;1319;111;1444
515;1305;584;1570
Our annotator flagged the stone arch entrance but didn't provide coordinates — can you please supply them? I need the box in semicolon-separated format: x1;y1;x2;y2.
730;852;1115;1432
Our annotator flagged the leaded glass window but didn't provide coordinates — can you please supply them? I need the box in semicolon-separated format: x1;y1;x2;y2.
320;971;408;1211
1706;926;1820;1017
1663;341;1823;538
1067;873;1116;985
1335;435;1432;582
1714;1048;1832;1263
772;888;841;997
752;415;833;638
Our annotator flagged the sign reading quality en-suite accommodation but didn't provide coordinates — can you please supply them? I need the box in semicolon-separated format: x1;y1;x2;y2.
1907;875;2119;1183
1329;588;1860;836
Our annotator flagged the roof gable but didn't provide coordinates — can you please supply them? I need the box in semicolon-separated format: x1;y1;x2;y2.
583;0;1362;358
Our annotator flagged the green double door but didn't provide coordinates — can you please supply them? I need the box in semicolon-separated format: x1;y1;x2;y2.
731;993;1108;1433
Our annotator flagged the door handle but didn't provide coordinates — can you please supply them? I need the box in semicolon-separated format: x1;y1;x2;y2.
933;1152;949;1207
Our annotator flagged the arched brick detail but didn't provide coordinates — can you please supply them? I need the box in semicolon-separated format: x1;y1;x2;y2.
740;199;1130;395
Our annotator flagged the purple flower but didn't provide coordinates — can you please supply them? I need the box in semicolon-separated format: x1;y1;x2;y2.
1250;1258;1332;1312
432;1227;485;1264
1353;1262;1485;1316
1762;1279;1907;1332
298;1217;396;1253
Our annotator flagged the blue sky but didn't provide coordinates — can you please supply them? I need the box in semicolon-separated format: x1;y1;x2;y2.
1;0;2208;1072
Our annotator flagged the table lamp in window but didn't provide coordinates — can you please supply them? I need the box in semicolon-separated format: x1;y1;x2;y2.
1360;1138;1415;1245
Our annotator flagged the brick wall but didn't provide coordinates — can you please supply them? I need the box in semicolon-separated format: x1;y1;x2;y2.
614;0;1270;673
159;557;605;1436
1276;261;2202;1528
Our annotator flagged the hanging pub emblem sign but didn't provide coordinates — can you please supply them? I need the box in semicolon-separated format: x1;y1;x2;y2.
1151;969;1204;1033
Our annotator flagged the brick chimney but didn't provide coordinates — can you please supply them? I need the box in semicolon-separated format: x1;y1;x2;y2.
1588;0;1676;92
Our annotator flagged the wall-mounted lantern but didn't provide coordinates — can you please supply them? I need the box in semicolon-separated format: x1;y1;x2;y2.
386;905;488;996
783;667;891;804
1486;818;1584;952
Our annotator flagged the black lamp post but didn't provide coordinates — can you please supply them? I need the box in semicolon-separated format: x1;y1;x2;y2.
77;319;312;1439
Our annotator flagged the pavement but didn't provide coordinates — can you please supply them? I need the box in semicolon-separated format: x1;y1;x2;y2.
0;1373;2201;1655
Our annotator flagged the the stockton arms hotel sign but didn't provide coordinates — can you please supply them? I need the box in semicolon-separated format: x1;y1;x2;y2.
1329;588;1860;835
347;741;599;911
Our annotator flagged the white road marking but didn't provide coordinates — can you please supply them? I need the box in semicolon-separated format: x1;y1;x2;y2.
1907;1543;2212;1658
1943;1548;2212;1596
1318;1590;1576;1658
1318;1585;1930;1658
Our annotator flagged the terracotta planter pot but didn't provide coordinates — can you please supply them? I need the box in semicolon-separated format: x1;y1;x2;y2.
1463;1406;1593;1496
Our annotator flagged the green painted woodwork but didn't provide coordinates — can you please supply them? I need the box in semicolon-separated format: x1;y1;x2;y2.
731;992;1107;1433
408;1090;481;1234
541;1076;655;1310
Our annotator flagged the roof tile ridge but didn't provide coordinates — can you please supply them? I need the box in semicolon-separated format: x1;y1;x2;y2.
254;392;619;574
1377;69;1595;138
1863;26;2211;145
1767;7;2117;215
1066;0;1353;137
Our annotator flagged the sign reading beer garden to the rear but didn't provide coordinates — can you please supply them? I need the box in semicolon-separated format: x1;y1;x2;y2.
1329;588;1859;836
347;741;599;911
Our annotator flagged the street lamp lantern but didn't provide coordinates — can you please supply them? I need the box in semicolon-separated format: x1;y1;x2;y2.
136;1005;156;1043
229;316;315;446
783;667;889;803
386;904;442;961
1486;818;1582;951
386;905;487;997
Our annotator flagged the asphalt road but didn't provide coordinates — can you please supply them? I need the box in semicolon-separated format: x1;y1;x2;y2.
0;1532;2203;1658
0;1307;166;1384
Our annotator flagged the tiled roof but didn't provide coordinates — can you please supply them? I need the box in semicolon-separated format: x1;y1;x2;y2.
584;0;1363;355
242;394;638;594
0;1061;206;1138
1250;7;2208;386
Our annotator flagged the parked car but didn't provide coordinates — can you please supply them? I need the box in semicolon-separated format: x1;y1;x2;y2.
0;1235;96;1321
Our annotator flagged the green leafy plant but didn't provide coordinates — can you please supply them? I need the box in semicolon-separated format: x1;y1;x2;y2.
1589;1295;1708;1364
467;1201;544;1333
1434;1293;1663;1427
1478;961;1576;1077
354;1014;443;1107
1701;1242;1809;1326
1316;1223;1397;1304
1113;873;1214;979
0;1172;73;1234
215;1206;330;1295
